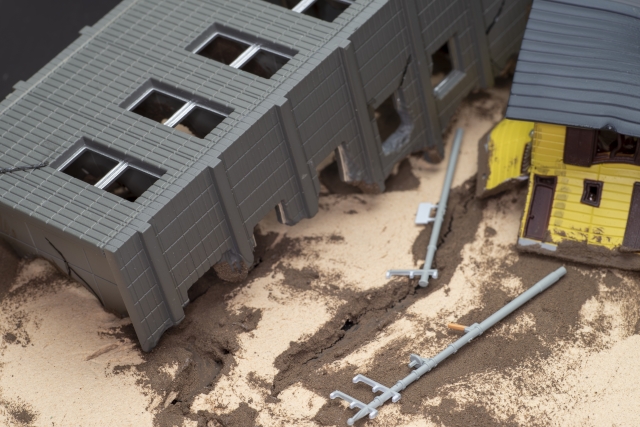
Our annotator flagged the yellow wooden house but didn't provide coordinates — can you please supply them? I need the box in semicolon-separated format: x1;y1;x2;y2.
478;0;640;269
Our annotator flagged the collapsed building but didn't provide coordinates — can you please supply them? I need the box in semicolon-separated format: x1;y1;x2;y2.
0;0;531;350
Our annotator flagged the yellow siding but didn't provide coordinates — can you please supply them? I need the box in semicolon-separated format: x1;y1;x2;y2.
486;119;535;190
519;123;640;249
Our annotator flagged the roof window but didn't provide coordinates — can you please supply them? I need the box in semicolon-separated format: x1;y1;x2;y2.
57;143;164;203
263;0;353;22
191;26;294;79
130;89;227;139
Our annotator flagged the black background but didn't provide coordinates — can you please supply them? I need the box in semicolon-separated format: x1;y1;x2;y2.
0;0;122;99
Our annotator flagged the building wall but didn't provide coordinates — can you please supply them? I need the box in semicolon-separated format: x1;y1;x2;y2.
520;122;638;249
415;0;482;130
149;166;235;304
0;201;126;315
482;0;532;71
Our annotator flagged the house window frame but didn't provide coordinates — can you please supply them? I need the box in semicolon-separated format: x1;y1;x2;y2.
51;138;165;203
564;126;640;167
187;24;297;79
581;179;603;208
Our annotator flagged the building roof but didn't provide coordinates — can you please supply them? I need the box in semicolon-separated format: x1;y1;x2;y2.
0;0;371;251
506;0;640;137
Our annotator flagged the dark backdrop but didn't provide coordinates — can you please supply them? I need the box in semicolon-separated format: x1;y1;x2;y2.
0;0;122;99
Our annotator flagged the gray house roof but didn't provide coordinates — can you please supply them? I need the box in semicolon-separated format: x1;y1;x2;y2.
506;0;640;137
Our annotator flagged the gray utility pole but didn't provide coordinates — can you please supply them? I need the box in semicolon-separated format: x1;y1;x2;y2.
331;266;567;425
387;128;464;287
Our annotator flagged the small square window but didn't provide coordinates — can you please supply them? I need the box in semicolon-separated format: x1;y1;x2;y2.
132;91;186;124
240;50;290;79
177;107;226;139
104;167;160;203
197;35;251;65
431;42;454;88
62;149;119;185
375;95;402;143
581;180;603;207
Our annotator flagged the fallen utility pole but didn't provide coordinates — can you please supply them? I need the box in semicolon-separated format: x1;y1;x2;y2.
330;266;567;426
386;128;464;287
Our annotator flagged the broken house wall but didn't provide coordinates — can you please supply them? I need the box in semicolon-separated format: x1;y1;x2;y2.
520;123;639;251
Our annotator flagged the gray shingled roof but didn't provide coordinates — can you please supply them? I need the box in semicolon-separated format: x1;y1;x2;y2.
506;0;640;137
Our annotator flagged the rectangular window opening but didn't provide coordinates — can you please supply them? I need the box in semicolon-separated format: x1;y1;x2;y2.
177;107;226;139
374;90;414;156
61;149;119;186
57;142;165;203
104;167;160;203
129;89;227;139
581;180;603;207
302;0;352;22
262;0;353;22
565;126;640;166
431;41;454;88
132;91;186;124
262;0;301;9
240;49;290;79
191;28;293;79
375;95;402;143
197;35;251;65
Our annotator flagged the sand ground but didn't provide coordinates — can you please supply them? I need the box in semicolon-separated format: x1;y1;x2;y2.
0;85;639;427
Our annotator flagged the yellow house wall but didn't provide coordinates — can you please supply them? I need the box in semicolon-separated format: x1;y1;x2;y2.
519;123;640;249
486;119;535;190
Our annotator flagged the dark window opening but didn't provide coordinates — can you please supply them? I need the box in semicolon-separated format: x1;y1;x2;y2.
262;0;352;22
62;149;118;186
581;180;603;207
240;49;289;79
431;41;454;88
197;35;251;65
302;0;351;22
130;90;227;139
373;90;414;156
595;131;639;162
132;91;185;124
262;0;300;8
375;95;402;143
565;126;640;166
104;168;160;203
177;107;226;139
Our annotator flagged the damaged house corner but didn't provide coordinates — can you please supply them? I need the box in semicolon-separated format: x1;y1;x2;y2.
0;0;531;351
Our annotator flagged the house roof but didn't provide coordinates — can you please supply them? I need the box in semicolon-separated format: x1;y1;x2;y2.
506;0;640;138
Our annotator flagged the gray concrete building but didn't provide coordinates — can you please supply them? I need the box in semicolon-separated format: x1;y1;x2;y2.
0;0;530;350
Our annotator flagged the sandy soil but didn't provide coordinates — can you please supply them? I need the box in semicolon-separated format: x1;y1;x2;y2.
1;84;639;427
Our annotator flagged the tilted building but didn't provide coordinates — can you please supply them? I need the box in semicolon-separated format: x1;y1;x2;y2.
0;0;530;350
